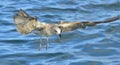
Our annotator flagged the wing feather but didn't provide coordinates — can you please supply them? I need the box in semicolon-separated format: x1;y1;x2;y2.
60;22;86;32
60;16;119;32
14;9;39;34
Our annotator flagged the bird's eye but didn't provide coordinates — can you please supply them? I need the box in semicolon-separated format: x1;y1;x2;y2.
58;26;63;28
54;30;57;32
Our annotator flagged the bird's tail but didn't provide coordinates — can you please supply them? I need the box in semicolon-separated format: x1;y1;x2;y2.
83;15;120;26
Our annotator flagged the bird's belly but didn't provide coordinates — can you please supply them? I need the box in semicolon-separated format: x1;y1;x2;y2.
39;30;53;36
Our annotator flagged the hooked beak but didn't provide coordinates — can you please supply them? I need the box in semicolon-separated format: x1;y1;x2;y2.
58;34;61;38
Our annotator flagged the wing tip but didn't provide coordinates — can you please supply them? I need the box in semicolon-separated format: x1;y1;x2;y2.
15;9;29;17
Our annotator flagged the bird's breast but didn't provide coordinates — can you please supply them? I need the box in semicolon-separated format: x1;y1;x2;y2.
39;26;54;36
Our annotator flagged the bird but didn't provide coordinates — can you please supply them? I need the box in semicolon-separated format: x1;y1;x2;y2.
13;9;120;50
14;9;63;50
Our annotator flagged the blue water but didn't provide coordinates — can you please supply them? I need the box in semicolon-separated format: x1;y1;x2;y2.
0;0;120;65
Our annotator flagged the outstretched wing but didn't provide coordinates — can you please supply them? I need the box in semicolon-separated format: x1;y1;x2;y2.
83;15;120;26
60;16;120;32
14;9;39;34
59;22;86;32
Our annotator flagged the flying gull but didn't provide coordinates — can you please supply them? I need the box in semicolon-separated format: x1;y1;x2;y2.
14;9;120;50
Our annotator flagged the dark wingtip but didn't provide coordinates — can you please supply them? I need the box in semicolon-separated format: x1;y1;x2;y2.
19;9;23;13
19;9;25;13
96;15;120;23
17;9;29;17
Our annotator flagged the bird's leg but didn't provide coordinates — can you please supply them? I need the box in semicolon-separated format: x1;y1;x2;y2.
38;36;42;51
46;36;49;50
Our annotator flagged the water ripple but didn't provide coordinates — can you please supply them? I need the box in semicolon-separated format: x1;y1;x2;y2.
0;0;120;65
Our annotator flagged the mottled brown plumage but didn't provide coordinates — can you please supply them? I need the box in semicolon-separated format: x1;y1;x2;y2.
13;9;119;50
14;9;39;34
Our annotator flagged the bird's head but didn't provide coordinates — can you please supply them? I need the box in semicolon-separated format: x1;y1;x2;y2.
53;26;63;38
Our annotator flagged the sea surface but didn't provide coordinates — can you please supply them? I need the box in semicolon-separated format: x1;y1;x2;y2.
0;0;120;65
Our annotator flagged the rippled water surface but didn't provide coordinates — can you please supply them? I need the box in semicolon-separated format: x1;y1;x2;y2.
0;0;120;65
